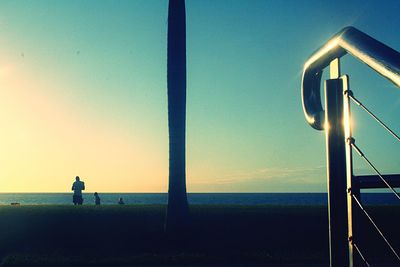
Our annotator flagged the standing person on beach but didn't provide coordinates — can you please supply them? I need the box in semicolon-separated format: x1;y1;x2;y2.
94;192;101;205
71;176;85;205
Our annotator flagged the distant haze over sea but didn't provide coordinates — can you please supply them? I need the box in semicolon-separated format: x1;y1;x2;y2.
0;193;398;206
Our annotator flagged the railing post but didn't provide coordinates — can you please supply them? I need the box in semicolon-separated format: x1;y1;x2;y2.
325;59;350;267
301;28;400;267
343;76;359;267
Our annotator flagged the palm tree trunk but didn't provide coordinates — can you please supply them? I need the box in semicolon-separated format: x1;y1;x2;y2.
165;0;190;234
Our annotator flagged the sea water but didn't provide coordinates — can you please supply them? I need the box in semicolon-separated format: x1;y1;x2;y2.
0;193;397;205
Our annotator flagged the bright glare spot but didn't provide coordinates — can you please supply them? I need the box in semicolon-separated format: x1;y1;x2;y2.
324;121;330;131
325;38;339;51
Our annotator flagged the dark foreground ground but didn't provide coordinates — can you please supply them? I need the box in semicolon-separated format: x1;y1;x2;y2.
0;205;398;266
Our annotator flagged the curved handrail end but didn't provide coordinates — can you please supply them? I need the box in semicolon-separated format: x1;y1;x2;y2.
301;26;400;131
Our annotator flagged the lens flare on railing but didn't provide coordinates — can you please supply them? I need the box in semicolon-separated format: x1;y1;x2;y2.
301;26;400;267
301;26;400;131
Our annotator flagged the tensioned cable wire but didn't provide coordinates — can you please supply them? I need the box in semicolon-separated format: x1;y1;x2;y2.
350;140;400;200
348;92;400;143
352;242;371;267
346;91;400;264
352;194;400;262
349;236;370;267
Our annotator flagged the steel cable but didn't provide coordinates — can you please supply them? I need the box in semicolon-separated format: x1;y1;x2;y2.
350;141;400;200
352;194;400;262
348;93;400;143
347;92;400;264
352;242;371;267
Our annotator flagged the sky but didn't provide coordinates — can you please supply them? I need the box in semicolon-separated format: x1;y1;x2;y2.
0;0;399;193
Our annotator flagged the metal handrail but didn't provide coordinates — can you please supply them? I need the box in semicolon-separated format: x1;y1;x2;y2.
301;26;400;130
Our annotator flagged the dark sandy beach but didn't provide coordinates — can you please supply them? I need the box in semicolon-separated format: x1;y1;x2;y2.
0;205;398;266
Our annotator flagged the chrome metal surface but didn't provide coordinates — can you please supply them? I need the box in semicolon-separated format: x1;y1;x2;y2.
324;77;350;267
302;26;400;130
343;76;357;267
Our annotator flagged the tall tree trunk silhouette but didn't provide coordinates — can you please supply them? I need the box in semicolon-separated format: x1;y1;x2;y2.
165;0;190;234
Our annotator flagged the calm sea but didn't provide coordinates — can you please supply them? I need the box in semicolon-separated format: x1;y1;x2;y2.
0;193;398;206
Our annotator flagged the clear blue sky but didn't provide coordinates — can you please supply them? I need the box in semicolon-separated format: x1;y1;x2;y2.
0;0;399;192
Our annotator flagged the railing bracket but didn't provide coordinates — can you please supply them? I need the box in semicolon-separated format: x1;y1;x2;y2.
343;90;353;97
346;137;355;145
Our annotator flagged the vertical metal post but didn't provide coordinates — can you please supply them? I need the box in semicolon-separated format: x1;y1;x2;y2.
325;59;350;267
343;77;358;267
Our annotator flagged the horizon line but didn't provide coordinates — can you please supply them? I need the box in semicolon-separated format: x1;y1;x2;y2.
0;191;329;194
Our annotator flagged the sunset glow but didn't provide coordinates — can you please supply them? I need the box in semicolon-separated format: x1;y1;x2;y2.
0;0;399;192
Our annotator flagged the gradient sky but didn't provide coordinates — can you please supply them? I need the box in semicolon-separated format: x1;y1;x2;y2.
0;0;399;192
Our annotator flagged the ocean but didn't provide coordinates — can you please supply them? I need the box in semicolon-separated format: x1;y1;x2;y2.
0;192;398;206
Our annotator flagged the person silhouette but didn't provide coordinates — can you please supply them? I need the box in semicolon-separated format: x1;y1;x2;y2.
118;197;125;205
94;192;101;205
71;176;85;205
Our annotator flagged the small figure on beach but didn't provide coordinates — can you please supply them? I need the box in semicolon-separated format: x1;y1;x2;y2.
94;192;101;205
72;176;85;205
118;197;125;205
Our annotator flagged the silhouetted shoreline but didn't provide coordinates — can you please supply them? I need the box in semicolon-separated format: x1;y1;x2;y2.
0;192;398;206
0;204;398;266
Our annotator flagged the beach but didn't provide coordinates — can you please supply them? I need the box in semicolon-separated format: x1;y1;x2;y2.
0;192;398;206
0;204;398;266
